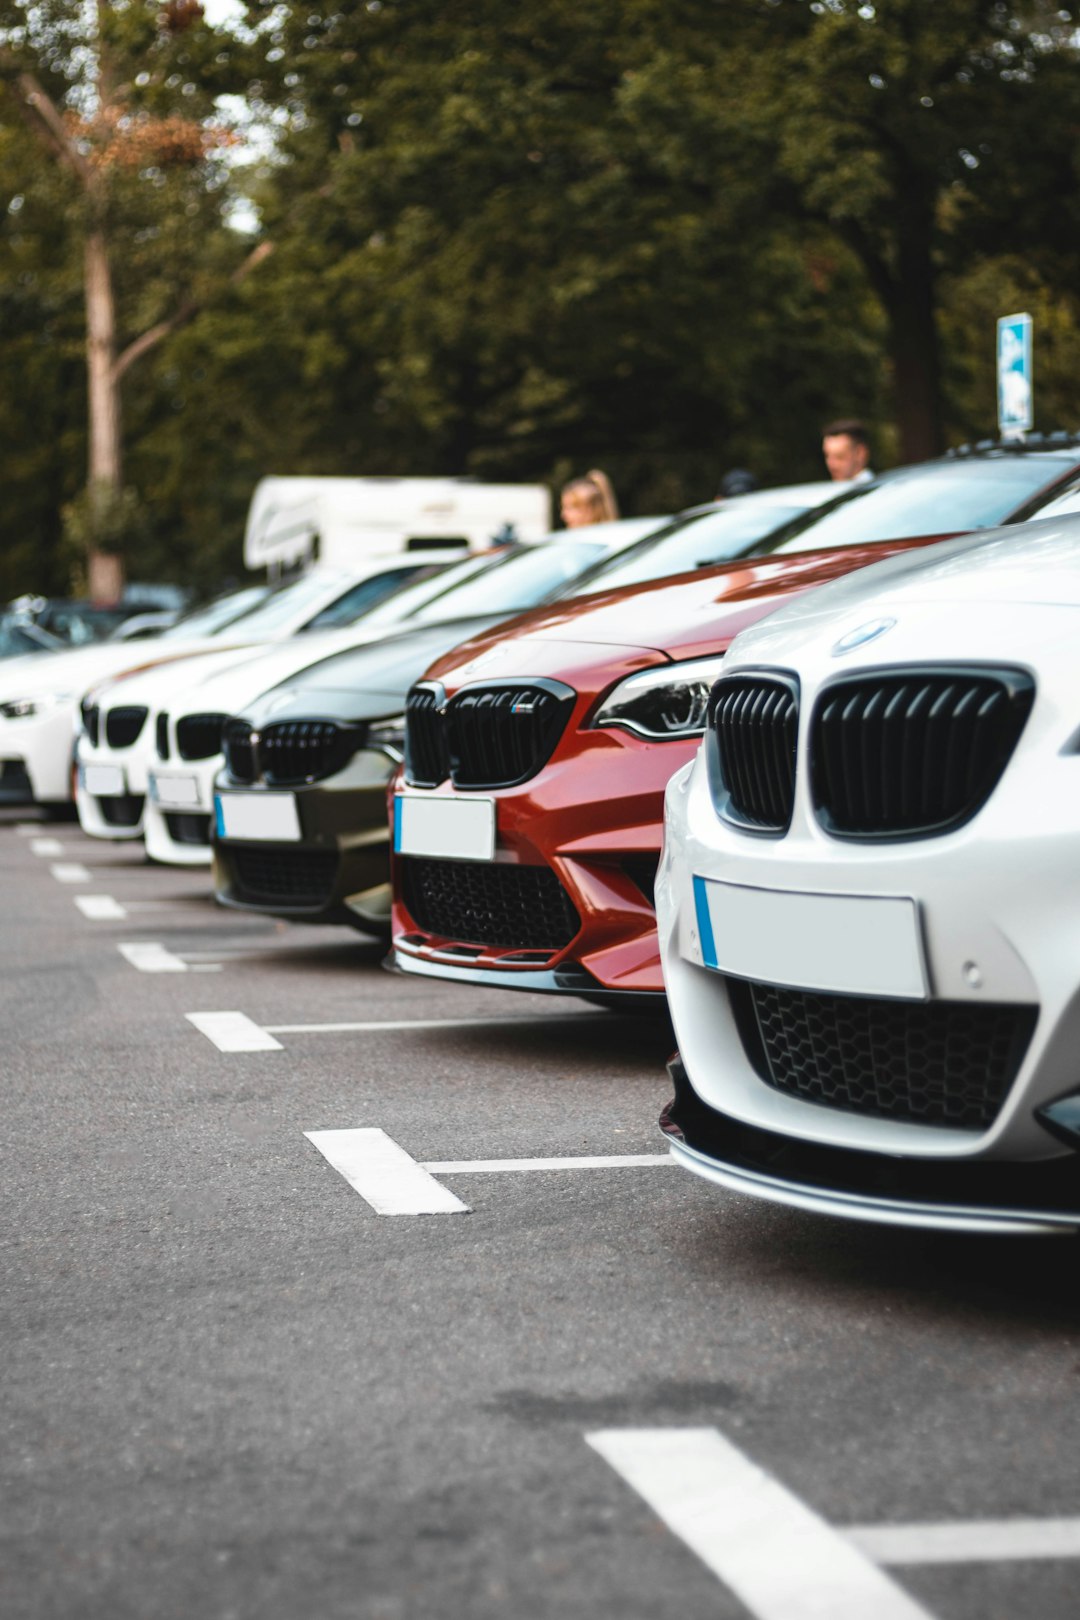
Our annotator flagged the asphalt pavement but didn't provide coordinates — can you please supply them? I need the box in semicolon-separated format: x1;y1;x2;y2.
4;813;1080;1620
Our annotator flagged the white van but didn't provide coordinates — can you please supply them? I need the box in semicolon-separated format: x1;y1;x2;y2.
244;476;553;573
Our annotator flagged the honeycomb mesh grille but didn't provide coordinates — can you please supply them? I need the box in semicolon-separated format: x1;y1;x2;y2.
811;668;1034;837
403;857;580;951
177;712;229;761
105;705;148;749
709;676;798;832
730;978;1037;1129
230;845;338;905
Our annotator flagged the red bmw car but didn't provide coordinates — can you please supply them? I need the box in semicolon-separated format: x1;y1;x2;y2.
388;442;1080;1006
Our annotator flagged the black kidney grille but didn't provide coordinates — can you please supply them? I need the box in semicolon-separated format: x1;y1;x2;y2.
81;700;100;746
403;857;580;951
729;978;1036;1130
709;676;798;831
156;712;170;761
222;719;256;783
176;712;229;761
811;668;1034;838
446;684;572;789
404;686;449;787
230;845;338;906
105;705;149;749
259;720;358;786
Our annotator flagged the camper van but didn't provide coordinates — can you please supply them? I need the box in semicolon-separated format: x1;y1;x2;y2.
244;477;553;574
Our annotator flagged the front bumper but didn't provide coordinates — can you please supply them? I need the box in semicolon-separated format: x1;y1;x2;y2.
391;729;697;997
75;734;152;840
212;756;398;932
0;704;79;803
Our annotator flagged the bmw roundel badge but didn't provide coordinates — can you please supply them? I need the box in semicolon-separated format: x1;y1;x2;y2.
831;616;897;656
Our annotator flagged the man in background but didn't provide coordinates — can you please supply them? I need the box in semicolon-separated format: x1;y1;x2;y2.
822;419;873;483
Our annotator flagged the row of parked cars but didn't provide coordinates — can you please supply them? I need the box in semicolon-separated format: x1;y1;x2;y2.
7;437;1080;1236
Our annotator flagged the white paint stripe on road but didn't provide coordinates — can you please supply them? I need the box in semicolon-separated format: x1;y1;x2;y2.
31;838;64;856
51;862;91;883
264;1015;595;1034
305;1127;470;1215
587;1429;932;1620
185;1011;283;1052
848;1517;1080;1566
118;942;189;974
75;895;128;919
422;1153;673;1173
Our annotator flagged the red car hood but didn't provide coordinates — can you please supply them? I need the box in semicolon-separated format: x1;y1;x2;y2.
425;534;949;681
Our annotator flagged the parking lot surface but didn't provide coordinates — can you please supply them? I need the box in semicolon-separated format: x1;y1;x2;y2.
5;814;1080;1620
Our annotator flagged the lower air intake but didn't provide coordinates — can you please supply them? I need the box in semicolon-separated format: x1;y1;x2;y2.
403;858;580;951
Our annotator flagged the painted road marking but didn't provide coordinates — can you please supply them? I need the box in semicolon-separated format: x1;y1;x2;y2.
75;895;128;919
848;1517;1080;1565
119;942;189;974
264;1015;597;1035
305;1127;470;1215
422;1153;673;1173
185;1011;283;1052
31;838;64;856
51;862;91;883
588;1428;932;1620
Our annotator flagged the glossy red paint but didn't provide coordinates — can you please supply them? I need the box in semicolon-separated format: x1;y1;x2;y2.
390;535;948;1000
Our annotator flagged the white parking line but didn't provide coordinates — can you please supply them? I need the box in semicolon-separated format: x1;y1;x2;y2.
848;1517;1080;1565
305;1127;470;1215
31;838;64;856
422;1153;673;1173
185;1011;283;1051
587;1428;932;1620
264;1015;597;1034
75;895;128;919
51;862;91;883
119;942;189;974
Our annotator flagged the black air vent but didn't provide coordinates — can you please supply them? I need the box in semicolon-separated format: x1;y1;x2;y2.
230;845;337;905
707;674;798;833
811;666;1034;839
156;712;170;761
105;705;148;749
729;978;1037;1131
403;857;580;950
81;700;100;747
404;684;449;787
259;720;360;786
222;719;256;784
176;712;229;761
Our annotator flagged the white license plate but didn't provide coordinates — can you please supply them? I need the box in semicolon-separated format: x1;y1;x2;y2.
150;771;201;809
693;877;927;1000
215;791;301;843
83;763;125;798
394;793;495;862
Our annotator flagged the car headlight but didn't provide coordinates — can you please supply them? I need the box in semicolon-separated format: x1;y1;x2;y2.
592;657;726;740
365;716;406;758
0;691;74;720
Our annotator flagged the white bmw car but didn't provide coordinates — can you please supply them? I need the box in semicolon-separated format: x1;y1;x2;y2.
657;515;1080;1234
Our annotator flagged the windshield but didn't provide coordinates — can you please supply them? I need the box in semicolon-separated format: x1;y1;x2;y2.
564;502;816;596
357;550;511;628
1026;474;1080;520
405;538;611;623
159;585;272;640
761;458;1076;556
201;569;361;638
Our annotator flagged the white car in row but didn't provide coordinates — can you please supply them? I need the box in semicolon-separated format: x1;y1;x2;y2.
657;513;1080;1234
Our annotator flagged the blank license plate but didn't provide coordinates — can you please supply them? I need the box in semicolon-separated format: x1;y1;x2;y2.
693;877;927;1000
394;794;495;862
151;772;200;809
215;792;301;843
83;763;125;797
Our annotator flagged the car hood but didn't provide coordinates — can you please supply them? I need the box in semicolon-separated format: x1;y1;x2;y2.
0;635;236;701
423;534;941;684
721;512;1080;671
240;615;509;727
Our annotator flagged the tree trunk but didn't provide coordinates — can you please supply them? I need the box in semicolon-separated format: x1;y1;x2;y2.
85;222;124;603
885;191;945;465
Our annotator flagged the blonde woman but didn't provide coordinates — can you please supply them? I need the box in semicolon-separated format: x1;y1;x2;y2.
560;468;620;527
